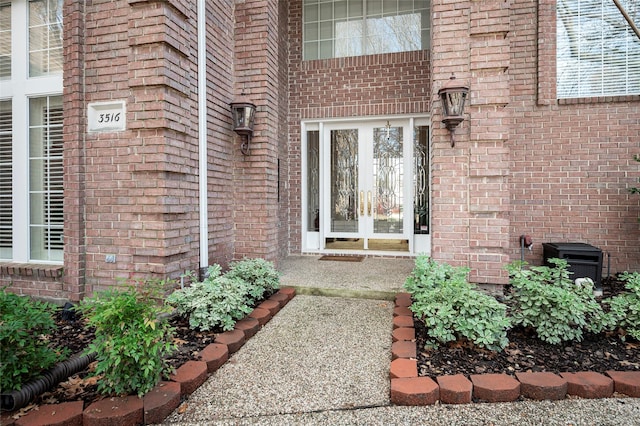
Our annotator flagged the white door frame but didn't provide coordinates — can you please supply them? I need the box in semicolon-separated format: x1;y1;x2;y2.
301;115;431;256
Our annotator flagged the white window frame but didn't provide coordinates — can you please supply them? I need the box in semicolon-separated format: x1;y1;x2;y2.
0;0;63;263
302;0;430;61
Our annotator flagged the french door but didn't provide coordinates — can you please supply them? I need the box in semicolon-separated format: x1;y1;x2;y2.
322;120;412;251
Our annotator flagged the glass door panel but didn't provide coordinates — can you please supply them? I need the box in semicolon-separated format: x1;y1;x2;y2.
330;129;359;233
373;125;403;234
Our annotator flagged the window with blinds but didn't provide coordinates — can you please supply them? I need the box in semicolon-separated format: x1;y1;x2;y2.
557;0;640;98
29;96;63;262
0;100;11;259
0;2;10;80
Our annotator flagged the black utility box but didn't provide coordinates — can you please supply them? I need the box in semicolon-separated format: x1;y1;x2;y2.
542;242;603;286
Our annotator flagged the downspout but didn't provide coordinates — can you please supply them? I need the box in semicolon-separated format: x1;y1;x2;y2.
197;0;209;271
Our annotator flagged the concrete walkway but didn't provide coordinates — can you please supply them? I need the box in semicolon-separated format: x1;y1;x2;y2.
160;255;640;425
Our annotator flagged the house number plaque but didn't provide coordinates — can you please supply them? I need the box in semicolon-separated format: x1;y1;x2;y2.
88;101;126;132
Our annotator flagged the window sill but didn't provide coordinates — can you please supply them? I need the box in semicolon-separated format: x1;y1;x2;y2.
558;94;640;105
0;262;63;279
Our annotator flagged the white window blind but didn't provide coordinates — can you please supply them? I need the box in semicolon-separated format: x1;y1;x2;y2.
0;2;11;80
29;96;63;262
557;0;640;98
0;100;11;259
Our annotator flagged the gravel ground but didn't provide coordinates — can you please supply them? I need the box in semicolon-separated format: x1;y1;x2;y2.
162;296;394;423
161;398;640;425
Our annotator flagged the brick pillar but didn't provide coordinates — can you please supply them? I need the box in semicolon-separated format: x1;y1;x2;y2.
62;0;86;301
467;0;511;285
431;0;511;285
431;0;472;266
81;0;202;294
125;0;200;279
233;0;288;264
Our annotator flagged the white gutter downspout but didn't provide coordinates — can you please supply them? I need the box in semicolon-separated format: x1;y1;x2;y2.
197;0;208;270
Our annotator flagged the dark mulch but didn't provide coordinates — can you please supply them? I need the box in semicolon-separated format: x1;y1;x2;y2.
415;276;640;380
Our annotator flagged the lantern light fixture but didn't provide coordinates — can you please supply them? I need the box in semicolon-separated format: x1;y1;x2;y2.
230;92;256;155
438;74;469;147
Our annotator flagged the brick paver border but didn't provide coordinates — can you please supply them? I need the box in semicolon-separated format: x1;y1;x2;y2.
390;292;640;405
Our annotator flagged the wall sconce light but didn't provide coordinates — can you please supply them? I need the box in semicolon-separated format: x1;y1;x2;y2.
438;74;469;147
230;93;256;155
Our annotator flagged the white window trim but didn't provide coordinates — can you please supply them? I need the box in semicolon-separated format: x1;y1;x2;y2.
0;0;63;263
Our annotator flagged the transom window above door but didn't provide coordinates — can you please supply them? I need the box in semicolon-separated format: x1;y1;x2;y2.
303;0;430;61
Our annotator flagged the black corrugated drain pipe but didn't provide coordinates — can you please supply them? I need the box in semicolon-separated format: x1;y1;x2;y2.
1;352;96;412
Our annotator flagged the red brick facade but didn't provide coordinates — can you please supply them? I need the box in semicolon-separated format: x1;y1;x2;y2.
2;0;638;301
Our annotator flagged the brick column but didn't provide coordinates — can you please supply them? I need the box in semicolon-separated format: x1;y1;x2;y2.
233;0;288;264
124;0;200;279
430;0;472;266
431;0;511;286
467;0;511;285
62;0;86;301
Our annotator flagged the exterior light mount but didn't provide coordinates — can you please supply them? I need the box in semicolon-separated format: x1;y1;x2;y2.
230;93;256;155
438;74;469;147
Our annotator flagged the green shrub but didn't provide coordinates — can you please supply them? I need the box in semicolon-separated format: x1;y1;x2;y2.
506;259;610;345
166;265;253;331
605;272;640;341
404;256;510;351
78;279;176;397
0;290;69;392
403;255;470;294
225;258;281;306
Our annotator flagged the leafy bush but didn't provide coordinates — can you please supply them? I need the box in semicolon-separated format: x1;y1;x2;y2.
225;258;281;305
78;280;176;397
403;255;470;294
506;259;610;344
605;272;640;341
167;265;253;331
0;290;69;392
404;256;511;351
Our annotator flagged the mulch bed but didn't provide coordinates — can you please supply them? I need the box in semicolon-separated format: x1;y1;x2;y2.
18;311;225;410
415;276;640;380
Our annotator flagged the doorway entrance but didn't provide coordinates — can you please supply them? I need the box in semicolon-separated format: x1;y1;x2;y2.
302;117;430;255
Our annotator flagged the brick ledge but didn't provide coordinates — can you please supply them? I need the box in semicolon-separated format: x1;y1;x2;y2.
0;262;63;279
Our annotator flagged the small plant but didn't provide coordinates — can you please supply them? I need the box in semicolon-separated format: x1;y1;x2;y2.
77;279;176;397
403;255;470;294
604;271;640;341
404;256;511;351
167;265;253;331
506;259;610;345
225;258;281;306
0;290;69;392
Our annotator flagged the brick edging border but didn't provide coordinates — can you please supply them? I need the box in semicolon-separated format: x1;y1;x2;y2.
2;287;297;426
390;292;640;405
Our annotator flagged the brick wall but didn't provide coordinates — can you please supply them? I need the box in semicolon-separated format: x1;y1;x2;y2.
509;0;640;273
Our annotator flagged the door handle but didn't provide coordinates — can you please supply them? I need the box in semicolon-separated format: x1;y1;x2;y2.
360;191;364;217
367;191;372;216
